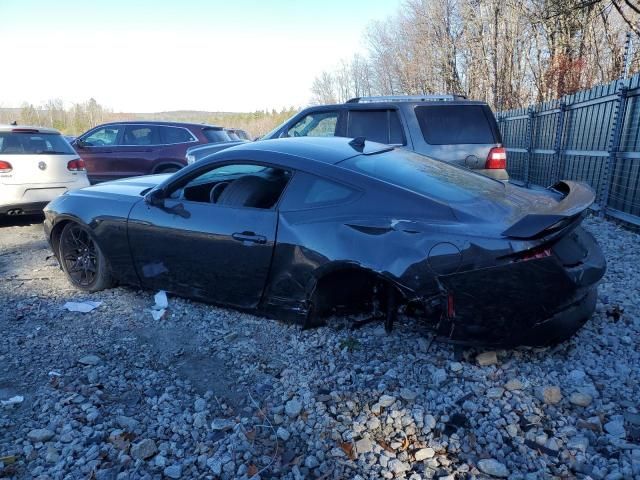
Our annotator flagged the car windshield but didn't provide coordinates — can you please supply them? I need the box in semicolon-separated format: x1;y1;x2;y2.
203;129;232;143
0;131;75;155
341;149;504;203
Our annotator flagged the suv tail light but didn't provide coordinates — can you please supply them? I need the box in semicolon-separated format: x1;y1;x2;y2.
486;147;507;169
67;159;86;171
0;161;13;173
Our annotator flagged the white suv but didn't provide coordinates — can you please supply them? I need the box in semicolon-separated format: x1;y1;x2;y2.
0;125;90;216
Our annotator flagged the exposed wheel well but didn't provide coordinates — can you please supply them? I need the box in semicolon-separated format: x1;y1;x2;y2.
306;267;405;327
50;219;73;260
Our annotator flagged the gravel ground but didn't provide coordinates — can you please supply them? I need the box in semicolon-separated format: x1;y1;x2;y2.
0;214;639;480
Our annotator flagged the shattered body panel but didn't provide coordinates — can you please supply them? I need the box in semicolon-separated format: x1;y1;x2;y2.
44;137;606;346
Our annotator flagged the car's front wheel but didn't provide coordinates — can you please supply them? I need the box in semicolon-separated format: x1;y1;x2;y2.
59;222;112;292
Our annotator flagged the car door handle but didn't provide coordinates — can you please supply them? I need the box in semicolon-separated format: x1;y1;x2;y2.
232;232;267;244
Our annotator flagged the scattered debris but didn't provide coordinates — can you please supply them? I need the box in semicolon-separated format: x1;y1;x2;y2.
63;300;102;313
0;396;24;407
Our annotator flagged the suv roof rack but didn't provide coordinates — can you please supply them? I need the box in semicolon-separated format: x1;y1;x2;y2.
346;94;467;103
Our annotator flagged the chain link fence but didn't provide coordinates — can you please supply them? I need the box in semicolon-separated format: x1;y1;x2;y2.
497;71;640;227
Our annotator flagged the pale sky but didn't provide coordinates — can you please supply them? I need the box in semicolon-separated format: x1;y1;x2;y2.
0;0;399;113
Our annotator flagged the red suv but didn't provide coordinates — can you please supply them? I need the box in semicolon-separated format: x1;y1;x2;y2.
73;121;230;184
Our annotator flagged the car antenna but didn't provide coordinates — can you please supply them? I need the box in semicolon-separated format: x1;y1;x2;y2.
349;136;366;151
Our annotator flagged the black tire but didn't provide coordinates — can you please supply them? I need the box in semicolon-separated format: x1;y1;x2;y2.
59;222;112;292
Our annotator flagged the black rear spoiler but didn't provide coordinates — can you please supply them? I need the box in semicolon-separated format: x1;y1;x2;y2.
502;181;594;239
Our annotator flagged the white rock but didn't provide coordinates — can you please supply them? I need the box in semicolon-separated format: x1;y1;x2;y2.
477;458;510;477
210;418;234;431
378;395;396;408
285;399;303;418
366;417;381;430
414;447;435;461
476;351;498;366
400;389;417;401
569;392;592;407
567;436;589;452
355;437;373;454
130;439;157;460
276;427;290;441
194;398;206;412
604;420;626;438
540;386;562;405
486;387;504;399
423;414;436;432
304;455;319;469
27;429;55;443
78;354;101;366
164;465;182;479
388;459;410;474
450;362;463;372
431;368;447;386
505;378;524;391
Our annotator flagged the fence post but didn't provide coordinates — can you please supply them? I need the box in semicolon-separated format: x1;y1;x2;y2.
525;106;535;187
553;102;566;185
601;82;629;216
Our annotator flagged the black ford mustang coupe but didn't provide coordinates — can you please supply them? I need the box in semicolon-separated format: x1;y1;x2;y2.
44;137;605;346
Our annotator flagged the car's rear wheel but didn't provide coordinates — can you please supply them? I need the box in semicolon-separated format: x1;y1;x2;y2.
59;222;112;292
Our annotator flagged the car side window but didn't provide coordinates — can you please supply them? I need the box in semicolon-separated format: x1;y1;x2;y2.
286;111;338;138
123;126;160;146
280;172;358;210
82;126;122;147
346;109;406;145
169;163;291;210
160;126;196;144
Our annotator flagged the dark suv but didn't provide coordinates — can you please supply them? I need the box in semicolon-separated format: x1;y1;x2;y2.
73;121;230;183
262;95;508;180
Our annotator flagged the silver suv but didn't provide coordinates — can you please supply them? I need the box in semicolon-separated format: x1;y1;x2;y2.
262;95;508;180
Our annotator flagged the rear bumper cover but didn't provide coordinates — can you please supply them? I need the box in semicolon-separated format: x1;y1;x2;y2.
435;226;605;346
0;201;48;215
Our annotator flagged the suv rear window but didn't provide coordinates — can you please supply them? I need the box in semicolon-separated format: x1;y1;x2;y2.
346;110;405;145
0;132;75;155
415;105;496;145
203;129;232;143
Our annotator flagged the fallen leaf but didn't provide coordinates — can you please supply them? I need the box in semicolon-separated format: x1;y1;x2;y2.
400;437;409;451
340;441;356;460
377;440;395;453
0;455;17;464
245;429;256;441
247;464;258;476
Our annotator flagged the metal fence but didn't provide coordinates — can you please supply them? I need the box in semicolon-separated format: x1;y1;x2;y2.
497;71;640;227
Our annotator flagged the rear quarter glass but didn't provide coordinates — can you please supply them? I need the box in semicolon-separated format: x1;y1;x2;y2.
415;105;497;145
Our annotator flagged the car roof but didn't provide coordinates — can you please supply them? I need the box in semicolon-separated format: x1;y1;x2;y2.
217;137;393;165
303;100;489;111
0;124;62;134
94;121;222;129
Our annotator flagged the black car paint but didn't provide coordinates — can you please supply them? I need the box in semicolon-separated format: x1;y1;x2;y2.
44;138;605;346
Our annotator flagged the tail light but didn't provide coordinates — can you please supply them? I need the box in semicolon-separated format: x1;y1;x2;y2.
447;292;455;318
0;160;13;173
486;147;507;169
67;159;86;171
513;246;552;262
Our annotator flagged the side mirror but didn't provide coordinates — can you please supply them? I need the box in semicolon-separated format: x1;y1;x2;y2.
144;188;166;207
74;139;84;149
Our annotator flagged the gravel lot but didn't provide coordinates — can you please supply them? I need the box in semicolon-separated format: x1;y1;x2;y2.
0;214;639;480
